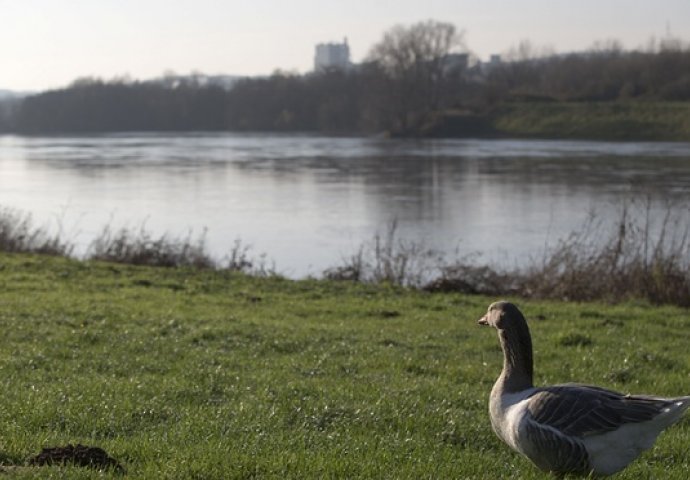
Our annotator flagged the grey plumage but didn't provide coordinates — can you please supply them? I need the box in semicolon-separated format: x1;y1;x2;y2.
478;301;690;477
526;385;676;436
522;420;590;474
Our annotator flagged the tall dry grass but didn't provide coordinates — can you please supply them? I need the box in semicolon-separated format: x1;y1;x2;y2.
0;208;271;274
516;203;690;305
2;202;688;306
329;203;690;306
87;225;275;275
0;208;72;256
87;225;216;269
324;221;443;286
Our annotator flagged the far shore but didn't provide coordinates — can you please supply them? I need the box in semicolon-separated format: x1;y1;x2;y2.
416;102;690;142
3;101;690;143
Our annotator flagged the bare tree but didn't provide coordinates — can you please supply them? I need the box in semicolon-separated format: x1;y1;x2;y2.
503;39;555;62
367;19;465;133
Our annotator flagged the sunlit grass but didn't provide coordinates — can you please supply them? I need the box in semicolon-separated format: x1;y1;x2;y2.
0;253;687;478
492;101;690;141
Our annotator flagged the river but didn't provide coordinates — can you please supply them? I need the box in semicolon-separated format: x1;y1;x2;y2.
1;133;689;277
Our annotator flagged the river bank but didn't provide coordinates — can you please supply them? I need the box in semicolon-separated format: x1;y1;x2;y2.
3;201;690;307
423;101;690;141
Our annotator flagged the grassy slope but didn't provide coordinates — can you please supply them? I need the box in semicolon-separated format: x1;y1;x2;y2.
492;102;690;141
0;253;687;479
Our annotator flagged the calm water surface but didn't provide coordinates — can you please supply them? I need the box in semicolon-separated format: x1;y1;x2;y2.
1;133;689;277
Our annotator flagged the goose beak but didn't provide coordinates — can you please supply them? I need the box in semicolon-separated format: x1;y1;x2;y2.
478;314;489;326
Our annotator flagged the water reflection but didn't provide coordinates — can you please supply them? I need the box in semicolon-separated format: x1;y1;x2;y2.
0;133;689;276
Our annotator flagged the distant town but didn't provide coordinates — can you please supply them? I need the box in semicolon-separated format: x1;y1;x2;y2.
313;37;501;76
1;35;500;98
1;19;689;140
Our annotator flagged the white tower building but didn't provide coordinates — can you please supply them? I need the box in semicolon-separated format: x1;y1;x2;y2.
314;38;351;71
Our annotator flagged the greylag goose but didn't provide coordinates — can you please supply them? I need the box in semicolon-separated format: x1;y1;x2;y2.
478;301;690;476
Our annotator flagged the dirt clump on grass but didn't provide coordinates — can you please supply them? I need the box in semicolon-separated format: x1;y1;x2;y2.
28;444;125;473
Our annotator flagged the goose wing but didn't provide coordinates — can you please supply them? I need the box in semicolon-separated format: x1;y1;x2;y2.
520;417;591;474
526;384;674;437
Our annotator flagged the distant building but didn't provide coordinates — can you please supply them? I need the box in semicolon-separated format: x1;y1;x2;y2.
478;54;502;74
314;38;351;71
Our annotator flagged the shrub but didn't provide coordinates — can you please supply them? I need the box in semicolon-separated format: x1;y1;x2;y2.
87;225;215;268
0;207;72;256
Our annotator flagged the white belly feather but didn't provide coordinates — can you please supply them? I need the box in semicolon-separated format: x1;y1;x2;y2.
490;388;538;454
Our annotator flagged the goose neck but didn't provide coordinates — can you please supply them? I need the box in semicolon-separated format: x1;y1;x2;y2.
497;327;534;393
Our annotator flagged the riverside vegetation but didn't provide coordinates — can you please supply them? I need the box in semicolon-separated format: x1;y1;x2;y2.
430;101;690;141
2;200;690;306
0;206;689;478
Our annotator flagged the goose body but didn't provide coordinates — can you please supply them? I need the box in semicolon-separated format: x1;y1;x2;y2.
479;301;690;476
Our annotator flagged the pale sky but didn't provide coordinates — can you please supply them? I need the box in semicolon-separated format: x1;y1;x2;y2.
2;0;689;91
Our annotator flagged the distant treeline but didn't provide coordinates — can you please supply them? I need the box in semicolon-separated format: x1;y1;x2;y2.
2;21;690;137
485;42;690;104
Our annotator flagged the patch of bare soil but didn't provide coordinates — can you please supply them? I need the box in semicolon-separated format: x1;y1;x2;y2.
28;444;125;473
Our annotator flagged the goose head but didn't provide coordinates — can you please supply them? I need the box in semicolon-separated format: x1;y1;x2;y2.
478;300;524;330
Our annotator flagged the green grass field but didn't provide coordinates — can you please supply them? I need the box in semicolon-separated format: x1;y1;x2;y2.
492;102;690;141
0;252;687;478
